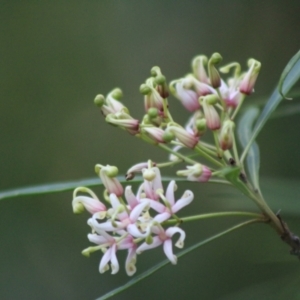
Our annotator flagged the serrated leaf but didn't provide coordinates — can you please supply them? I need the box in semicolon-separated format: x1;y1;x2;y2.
241;50;300;161
238;107;260;190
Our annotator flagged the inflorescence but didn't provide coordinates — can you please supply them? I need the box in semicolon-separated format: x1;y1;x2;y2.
72;53;264;275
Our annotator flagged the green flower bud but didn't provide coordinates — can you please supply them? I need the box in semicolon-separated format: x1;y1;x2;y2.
94;94;105;107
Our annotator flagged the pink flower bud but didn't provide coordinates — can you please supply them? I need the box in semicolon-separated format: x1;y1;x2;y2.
219;120;235;150
201;96;221;130
167;125;199;149
170;79;200;112
192;55;209;83
143;126;165;143
239;59;261;95
95;164;124;196
177;163;212;182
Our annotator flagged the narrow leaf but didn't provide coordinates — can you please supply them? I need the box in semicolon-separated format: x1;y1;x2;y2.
241;51;300;161
96;220;258;300
0;176;187;201
278;50;300;99
238;107;260;190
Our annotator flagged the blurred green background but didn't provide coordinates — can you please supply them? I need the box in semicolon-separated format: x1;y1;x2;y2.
1;1;300;299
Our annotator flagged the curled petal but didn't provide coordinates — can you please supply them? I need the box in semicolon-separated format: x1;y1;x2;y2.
87;233;108;245
166;227;186;248
153;211;171;223
136;236;162;254
72;196;106;215
172;190;194;213
165;180;176;206
163;239;177;264
129;200;150;222
125;248;137;276
110;244;120;274
99;247;113;274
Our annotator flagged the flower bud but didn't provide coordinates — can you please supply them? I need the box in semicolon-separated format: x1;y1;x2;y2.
126;162;150;180
169;79;200;112
143;126;165;143
192;55;209;83
200;95;221;130
177;163;212;182
106;112;139;134
219;120;235;150
166;124;199;149
239;59;261;95
195;118;207;136
208;53;222;88
95;164;124;196
94;94;105;107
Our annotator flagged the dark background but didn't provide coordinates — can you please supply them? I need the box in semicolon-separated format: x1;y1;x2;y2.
1;1;300;299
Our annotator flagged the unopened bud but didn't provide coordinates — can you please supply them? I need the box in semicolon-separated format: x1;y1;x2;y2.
196;118;207;135
147;107;158;119
208;53;222;88
219;120;235;150
140;84;151;95
111;88;123;100
192;55;209;83
239;58;261;95
94;94;105;107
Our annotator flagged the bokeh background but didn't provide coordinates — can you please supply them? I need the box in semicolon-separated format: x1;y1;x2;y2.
1;1;300;299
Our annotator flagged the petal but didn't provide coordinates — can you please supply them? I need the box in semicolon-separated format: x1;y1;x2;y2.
172;190;194;213
72;196;106;215
99;247;112;273
163;239;177;264
166;227;186;248
129;200;150;222
136;236;162;254
165;180;176;206
87;233;107;245
125;248;137;276
148;199;165;213
127;223;151;238
110;244;120;274
153;212;171;223
125;186;139;209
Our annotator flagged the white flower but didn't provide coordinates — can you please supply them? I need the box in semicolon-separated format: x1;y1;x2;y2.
136;225;186;264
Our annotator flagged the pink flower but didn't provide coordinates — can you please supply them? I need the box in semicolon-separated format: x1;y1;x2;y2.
149;180;194;223
72;187;106;218
136;225;186;264
90;193;150;232
86;230;120;274
171;79;200;112
177;164;212;182
95;164;124;197
142;166;163;201
239;59;261;95
166;125;199;149
219;79;243;108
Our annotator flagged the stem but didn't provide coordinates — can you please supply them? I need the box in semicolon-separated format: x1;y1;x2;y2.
158;144;199;165
164;211;264;225
231;94;245;120
194;145;224;167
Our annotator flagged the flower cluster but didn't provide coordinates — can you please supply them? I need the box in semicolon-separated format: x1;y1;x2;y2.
72;162;193;276
94;53;261;181
74;53;263;276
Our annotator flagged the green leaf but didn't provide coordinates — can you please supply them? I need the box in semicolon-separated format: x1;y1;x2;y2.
220;167;251;197
278;50;300;100
241;50;300;161
96;220;257;300
0;176;186;201
238;107;260;190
